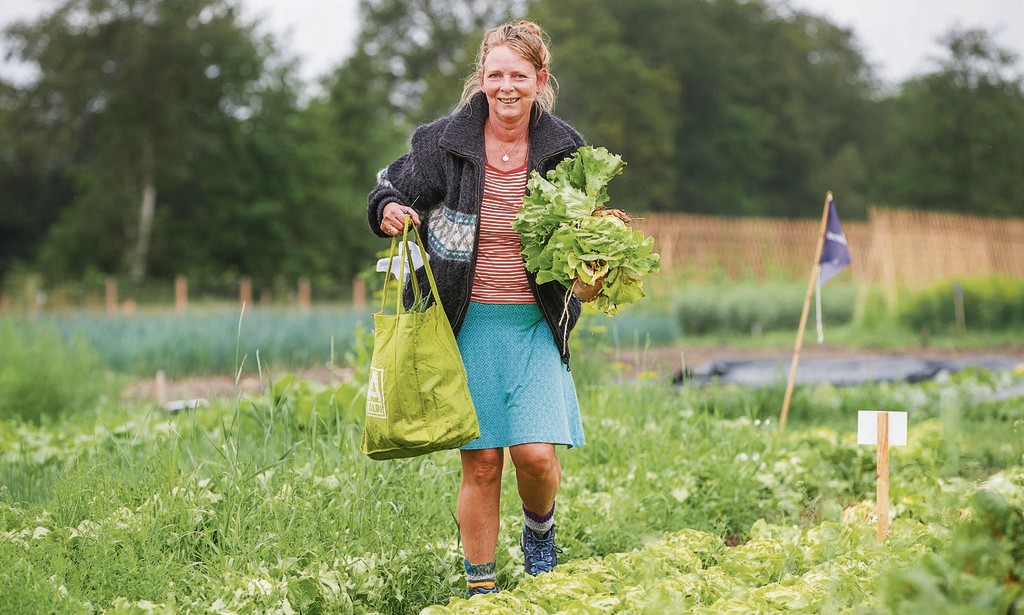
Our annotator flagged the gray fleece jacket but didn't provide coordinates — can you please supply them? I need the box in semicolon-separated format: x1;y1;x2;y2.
367;92;586;368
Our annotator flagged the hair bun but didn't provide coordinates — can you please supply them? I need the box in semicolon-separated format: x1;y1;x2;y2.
513;20;543;38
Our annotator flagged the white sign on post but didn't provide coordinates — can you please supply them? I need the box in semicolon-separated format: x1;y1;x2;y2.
857;410;909;544
857;411;908;446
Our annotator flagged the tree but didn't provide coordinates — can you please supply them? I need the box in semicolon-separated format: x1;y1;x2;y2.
355;0;527;124
874;28;1024;215
5;0;268;280
303;0;532;286
529;0;680;209
320;45;411;280
0;81;75;275
526;0;880;216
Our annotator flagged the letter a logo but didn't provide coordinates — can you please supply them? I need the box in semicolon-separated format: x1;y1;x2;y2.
365;367;387;419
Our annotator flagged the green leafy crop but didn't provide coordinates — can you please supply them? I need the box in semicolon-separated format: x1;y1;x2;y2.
512;146;660;315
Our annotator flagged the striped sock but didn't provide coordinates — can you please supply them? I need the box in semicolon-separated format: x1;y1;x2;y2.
464;559;496;593
523;502;555;536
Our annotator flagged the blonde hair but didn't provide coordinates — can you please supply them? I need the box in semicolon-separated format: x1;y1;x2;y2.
458;20;558;112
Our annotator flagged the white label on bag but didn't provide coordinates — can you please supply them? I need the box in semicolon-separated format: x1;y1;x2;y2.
366;367;387;418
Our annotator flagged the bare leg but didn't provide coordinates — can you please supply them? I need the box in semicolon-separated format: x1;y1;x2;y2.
458;448;504;563
509;442;561;515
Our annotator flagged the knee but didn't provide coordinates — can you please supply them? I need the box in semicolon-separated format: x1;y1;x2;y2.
513;448;557;482
463;451;503;487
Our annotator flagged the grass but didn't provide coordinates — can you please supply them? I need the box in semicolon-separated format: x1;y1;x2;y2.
0;320;119;423
0;284;1021;611
1;343;1022;612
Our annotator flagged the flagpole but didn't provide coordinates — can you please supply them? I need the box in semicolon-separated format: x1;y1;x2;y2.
779;192;833;429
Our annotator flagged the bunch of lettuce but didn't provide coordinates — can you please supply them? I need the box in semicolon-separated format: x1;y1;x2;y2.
512;146;660;315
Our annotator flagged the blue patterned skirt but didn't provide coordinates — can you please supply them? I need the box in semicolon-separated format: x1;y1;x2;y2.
456;302;585;450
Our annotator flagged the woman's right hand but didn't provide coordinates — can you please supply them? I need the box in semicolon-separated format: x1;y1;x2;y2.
381;202;421;236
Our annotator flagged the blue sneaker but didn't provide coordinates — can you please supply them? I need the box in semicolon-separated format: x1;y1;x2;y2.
520;524;561;576
466;585;500;598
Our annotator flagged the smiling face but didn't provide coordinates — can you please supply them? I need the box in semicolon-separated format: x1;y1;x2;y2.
480;45;548;126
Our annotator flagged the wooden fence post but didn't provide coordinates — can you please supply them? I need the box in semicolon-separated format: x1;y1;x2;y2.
175;276;188;312
239;276;253;307
155;370;167;406
105;277;118;314
352;277;367;310
953;280;966;331
298;276;311;311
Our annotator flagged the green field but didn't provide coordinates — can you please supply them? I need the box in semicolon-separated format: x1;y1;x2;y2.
1;304;1022;613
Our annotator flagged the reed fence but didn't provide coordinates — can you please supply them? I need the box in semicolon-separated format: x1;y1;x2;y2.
4;209;1021;314
634;208;1024;299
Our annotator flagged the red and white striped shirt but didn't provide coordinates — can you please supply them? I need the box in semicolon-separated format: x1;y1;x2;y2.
471;163;535;303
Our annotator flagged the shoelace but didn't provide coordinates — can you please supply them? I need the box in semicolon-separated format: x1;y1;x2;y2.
526;539;561;571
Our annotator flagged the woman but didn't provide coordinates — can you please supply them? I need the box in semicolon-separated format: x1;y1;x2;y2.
367;20;587;597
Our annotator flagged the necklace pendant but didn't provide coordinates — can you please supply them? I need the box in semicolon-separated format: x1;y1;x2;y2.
502;154;510;162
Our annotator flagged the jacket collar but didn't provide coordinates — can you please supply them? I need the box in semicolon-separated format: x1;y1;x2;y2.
438;91;577;165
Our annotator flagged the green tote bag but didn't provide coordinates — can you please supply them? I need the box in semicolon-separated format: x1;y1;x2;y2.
361;217;480;460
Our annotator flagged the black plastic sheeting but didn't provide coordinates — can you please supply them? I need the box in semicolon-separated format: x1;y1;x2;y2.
678;355;1023;388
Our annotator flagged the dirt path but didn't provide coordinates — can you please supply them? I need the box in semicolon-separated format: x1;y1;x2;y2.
123;344;1024;406
121;365;352;406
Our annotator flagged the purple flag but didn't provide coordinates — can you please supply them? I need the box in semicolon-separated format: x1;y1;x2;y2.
819;197;851;284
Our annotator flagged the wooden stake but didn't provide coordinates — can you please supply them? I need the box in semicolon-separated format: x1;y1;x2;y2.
105;277;118;314
779;192;833;429
876;411;890;543
298;276;311;311
953;280;966;332
174;275;188;312
240;276;253;307
352;276;367;311
155;370;167;406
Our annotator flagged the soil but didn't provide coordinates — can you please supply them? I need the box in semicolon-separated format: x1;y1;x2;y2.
122;343;1024;406
121;365;353;407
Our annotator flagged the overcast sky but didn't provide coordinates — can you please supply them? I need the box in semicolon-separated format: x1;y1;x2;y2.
2;0;1023;88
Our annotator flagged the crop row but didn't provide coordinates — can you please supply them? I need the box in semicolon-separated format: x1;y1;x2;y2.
1;362;1022;612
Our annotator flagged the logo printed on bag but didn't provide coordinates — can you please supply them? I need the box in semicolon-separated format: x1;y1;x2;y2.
366;367;387;418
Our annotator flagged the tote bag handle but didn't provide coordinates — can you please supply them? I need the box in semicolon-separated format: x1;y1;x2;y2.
380;215;443;313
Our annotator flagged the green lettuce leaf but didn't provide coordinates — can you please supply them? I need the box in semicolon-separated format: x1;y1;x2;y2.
512;149;660;315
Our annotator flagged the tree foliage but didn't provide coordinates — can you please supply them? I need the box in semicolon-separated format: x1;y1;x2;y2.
354;0;527;123
531;0;880;217
873;28;1024;216
1;0;385;291
1;0;1022;289
529;0;680;210
5;0;272;281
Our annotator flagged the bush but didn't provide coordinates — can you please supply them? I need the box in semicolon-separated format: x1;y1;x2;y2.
673;281;858;335
0;320;112;423
900;275;1024;332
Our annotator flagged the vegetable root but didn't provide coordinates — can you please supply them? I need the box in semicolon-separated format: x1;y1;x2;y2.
573;276;604;302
